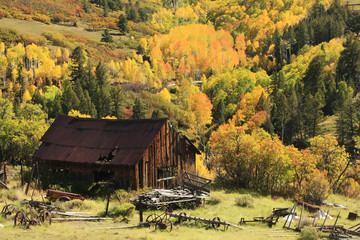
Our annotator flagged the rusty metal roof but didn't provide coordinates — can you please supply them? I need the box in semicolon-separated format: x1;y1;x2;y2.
34;115;168;166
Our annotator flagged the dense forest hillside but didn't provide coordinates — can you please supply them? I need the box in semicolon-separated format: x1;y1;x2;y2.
1;0;360;199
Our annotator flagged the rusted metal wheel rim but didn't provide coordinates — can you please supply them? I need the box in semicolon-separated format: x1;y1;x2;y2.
2;204;18;217
212;217;221;228
14;211;27;226
39;210;52;225
179;212;187;223
146;214;159;225
156;218;172;232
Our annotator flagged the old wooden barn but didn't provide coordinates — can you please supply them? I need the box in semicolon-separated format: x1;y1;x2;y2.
33;115;199;190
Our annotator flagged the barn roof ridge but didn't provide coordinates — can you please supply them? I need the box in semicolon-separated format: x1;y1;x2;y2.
34;115;176;166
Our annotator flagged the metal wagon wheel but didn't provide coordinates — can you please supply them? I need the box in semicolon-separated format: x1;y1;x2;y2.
212;217;221;229
156;218;173;232
14;210;28;227
2;204;18;217
178;212;187;223
39;210;52;225
146;214;160;224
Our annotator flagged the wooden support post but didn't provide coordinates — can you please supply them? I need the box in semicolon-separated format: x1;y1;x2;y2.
297;203;304;231
139;195;143;223
330;212;341;237
312;215;316;226
320;209;330;232
36;161;40;190
284;204;297;229
25;164;35;195
105;192;111;217
288;204;297;229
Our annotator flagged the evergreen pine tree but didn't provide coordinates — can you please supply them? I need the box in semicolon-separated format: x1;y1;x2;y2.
132;98;145;119
61;84;80;114
128;8;139;22
213;99;225;125
110;87;124;119
138;8;148;22
104;0;109;17
48;94;63;119
273;28;286;69
118;14;129;34
83;0;90;13
337;37;360;94
303;92;324;138
101;29;113;43
151;109;161;118
96;86;112;118
95;61;108;87
70;46;87;84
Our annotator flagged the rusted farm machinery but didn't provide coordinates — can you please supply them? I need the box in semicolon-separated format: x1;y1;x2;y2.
46;189;85;202
239;207;291;227
9;200;54;228
145;211;244;232
1;203;18;217
146;211;173;232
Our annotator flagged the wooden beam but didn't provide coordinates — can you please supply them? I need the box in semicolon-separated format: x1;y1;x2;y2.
0;180;9;190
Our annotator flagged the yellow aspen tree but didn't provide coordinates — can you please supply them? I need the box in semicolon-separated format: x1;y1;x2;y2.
156;88;171;103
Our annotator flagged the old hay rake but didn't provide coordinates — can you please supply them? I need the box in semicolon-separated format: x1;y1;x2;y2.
145;211;244;232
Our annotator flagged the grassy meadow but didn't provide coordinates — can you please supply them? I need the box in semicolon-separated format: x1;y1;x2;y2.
1;167;360;240
0;18;102;41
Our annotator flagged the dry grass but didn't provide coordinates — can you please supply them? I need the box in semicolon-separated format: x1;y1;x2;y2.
0;18;102;41
1;167;359;240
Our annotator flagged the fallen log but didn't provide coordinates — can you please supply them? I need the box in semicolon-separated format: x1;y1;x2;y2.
53;211;95;218
51;217;112;221
0;180;9;190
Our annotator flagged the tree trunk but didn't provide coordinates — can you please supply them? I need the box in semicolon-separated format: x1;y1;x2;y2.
332;159;352;193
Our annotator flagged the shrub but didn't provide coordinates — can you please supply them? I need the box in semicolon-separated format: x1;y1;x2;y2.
98;203;135;218
206;196;221;205
0;27;21;46
303;173;331;204
0;190;17;201
42;30;76;49
21;33;47;46
32;13;51;24
51;13;70;24
63;199;84;210
298;227;321;240
235;194;254;207
299;217;313;228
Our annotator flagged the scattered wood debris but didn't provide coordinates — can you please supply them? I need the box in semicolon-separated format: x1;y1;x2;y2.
51;217;112;222
130;188;208;209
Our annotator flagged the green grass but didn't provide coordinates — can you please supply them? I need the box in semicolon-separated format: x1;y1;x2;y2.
2;188;359;240
1;166;360;240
